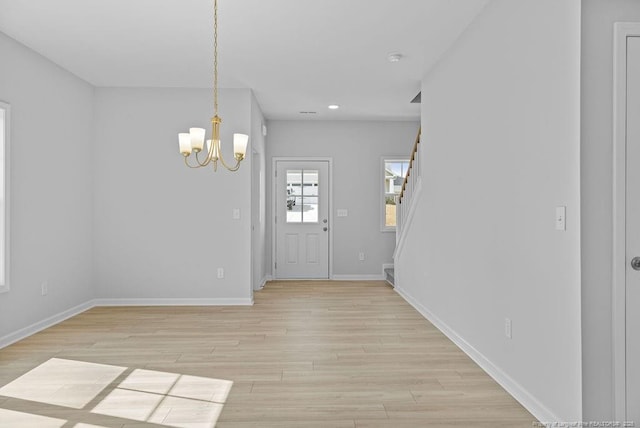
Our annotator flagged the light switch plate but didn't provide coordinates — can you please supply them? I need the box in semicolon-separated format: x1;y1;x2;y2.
337;209;348;217
232;208;241;220
556;206;566;231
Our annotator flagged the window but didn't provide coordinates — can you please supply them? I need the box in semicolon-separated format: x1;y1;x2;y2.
381;158;409;231
0;102;9;293
286;169;319;223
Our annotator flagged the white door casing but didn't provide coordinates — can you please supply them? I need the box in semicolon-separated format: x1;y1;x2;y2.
251;150;262;290
625;34;640;423
274;160;330;279
613;23;640;422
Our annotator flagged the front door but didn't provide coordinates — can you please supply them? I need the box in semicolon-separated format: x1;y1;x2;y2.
275;161;329;279
626;35;640;423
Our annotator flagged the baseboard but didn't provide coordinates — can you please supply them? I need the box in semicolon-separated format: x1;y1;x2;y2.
394;285;559;425
255;275;272;290
331;274;385;281
0;296;256;350
93;297;254;306
0;300;94;349
382;263;394;286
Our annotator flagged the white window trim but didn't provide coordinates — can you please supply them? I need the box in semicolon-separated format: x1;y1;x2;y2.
380;156;409;233
0;101;10;293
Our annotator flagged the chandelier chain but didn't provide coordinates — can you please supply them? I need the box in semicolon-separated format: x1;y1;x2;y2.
213;0;218;116
178;0;247;171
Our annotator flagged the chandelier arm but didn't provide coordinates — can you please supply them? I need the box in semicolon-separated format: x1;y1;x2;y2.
217;149;241;172
184;156;205;169
194;149;213;167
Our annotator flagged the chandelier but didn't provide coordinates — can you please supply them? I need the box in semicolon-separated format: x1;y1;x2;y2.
178;0;248;171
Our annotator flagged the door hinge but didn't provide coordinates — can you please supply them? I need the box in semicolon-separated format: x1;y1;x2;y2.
275;170;277;177
275;262;277;269
275;215;277;224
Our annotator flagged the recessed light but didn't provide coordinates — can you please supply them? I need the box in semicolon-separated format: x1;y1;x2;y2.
328;104;340;110
388;53;403;63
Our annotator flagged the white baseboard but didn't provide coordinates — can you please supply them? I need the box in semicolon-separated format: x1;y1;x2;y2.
394;285;559;425
0;300;94;349
93;298;254;306
331;274;384;281
0;296;254;350
255;275;272;290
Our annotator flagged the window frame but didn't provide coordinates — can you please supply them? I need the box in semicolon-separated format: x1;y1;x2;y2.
0;101;10;293
380;157;409;233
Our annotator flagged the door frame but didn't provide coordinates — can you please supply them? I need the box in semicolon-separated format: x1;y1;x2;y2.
612;22;640;421
271;157;334;279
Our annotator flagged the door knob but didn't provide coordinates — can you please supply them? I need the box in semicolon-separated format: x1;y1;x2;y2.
323;219;328;224
632;257;640;271
323;227;328;232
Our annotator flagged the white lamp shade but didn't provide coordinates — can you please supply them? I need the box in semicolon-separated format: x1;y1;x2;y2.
233;133;249;156
189;128;206;151
178;133;192;155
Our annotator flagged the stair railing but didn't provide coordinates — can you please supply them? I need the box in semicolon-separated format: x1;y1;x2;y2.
396;128;421;244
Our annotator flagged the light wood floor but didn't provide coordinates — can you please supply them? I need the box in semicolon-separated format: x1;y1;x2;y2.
0;281;537;427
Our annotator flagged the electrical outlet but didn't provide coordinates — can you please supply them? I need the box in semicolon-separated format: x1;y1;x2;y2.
505;318;512;339
41;281;48;296
358;252;365;261
217;268;224;279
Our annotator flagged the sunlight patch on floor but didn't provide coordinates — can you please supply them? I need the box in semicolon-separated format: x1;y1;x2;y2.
0;358;232;428
0;358;125;409
0;408;67;427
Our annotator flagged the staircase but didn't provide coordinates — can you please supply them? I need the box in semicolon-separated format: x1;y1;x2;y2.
396;129;421;244
384;267;395;286
392;129;422;287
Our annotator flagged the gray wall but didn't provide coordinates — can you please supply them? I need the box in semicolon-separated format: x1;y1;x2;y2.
0;32;94;339
266;120;419;278
251;94;267;289
396;0;582;421
580;0;640;419
92;87;255;302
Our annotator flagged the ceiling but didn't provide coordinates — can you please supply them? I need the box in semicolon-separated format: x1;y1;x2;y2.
0;0;489;120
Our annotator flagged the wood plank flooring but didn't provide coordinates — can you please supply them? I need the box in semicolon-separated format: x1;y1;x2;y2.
0;281;537;427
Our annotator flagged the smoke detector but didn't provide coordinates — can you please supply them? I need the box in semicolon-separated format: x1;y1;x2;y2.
387;53;403;63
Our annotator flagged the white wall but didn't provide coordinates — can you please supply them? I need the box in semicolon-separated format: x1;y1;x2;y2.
266;120;419;278
0;32;94;341
250;94;267;289
93;87;254;303
395;0;582;422
580;0;640;419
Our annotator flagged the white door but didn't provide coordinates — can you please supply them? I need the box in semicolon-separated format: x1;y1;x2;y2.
626;35;640;422
275;161;329;279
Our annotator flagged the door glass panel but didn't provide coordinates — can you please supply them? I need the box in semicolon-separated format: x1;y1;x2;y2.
302;170;319;223
286;169;319;223
286;170;302;223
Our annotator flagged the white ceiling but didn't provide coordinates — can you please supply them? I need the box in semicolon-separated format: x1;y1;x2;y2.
0;0;489;120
